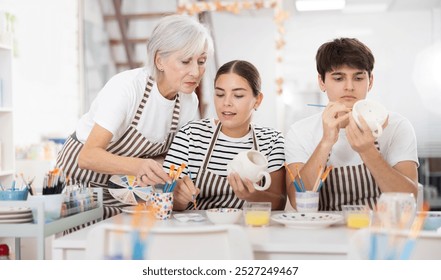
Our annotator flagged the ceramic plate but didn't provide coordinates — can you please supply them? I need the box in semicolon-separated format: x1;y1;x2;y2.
174;213;206;222
0;206;32;215
121;206;151;214
108;175;152;205
0;212;33;219
0;217;33;224
271;212;343;229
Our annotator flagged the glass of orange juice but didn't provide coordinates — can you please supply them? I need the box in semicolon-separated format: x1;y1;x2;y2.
243;202;271;227
342;205;372;229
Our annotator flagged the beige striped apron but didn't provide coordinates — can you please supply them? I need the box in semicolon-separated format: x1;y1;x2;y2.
188;123;259;210
319;141;381;211
56;76;181;220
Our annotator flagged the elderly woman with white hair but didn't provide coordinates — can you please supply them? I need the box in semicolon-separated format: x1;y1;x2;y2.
56;14;214;219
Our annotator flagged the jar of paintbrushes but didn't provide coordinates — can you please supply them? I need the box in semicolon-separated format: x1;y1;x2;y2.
150;163;186;220
284;163;332;212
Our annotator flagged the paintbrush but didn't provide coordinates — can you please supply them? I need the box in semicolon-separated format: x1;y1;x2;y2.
316;165;333;192
284;163;302;192
295;165;306;191
312;165;323;192
307;104;326;108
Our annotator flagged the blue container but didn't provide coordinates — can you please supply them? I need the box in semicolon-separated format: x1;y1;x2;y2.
423;212;441;231
0;189;29;200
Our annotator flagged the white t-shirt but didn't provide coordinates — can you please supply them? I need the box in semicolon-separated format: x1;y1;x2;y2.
285;112;419;168
76;67;199;143
163;118;285;177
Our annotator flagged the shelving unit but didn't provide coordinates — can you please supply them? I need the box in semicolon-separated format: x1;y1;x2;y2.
0;188;103;260
0;43;14;186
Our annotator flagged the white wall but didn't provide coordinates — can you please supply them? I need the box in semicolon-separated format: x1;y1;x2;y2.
0;0;79;146
282;8;441;157
203;10;281;130
2;1;441;158
199;4;441;160
201;6;441;157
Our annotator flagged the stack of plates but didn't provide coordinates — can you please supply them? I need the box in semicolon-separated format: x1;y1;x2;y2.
0;206;33;224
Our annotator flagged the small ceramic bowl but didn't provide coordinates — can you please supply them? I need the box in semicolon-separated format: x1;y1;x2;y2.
342;205;372;229
422;212;441;231
206;208;242;224
0;189;29;201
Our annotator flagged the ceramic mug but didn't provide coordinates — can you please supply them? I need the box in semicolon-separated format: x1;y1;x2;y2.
227;150;271;191
352;99;388;138
295;191;319;213
150;192;173;220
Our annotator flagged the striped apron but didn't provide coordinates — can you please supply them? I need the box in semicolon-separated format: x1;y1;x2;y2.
319;141;382;211
56;76;181;220
188;123;259;210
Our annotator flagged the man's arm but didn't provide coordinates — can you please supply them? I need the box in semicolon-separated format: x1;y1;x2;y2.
346;113;418;196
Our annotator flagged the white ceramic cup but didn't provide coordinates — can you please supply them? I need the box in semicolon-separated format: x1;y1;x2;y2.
227;150;271;191
352;99;388;138
28;193;65;221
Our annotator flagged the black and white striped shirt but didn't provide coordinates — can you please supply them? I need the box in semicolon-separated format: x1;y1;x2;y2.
163;118;285;178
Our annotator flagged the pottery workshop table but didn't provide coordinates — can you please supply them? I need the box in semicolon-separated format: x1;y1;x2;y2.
52;210;353;260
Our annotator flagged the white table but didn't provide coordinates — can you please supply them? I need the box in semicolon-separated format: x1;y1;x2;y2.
52;211;354;260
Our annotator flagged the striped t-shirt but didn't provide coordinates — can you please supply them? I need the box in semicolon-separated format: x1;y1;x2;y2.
163;118;285;180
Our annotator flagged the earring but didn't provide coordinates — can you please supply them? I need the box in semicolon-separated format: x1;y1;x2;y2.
158;68;164;72
254;107;258;111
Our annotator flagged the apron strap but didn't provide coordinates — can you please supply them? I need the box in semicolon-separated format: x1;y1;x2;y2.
131;76;181;133
251;124;259;151
200;122;223;170
131;76;154;127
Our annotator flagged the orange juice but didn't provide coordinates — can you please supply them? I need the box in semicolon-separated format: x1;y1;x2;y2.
347;213;370;228
245;210;270;226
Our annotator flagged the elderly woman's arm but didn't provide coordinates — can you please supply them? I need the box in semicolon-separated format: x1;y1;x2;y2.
78;123;171;186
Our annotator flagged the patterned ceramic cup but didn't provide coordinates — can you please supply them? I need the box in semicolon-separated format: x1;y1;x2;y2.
295;191;319;213
150;192;174;220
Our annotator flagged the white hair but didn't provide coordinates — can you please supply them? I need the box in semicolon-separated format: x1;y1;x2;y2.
146;14;214;80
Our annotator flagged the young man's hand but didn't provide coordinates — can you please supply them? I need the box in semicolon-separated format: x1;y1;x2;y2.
321;101;351;147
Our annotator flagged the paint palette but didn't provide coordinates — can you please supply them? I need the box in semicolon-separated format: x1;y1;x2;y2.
108;175;152;205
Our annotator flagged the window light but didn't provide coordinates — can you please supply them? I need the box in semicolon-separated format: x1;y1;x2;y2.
295;0;346;12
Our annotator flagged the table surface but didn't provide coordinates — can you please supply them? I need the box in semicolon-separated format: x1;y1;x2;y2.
52;209;441;260
52;210;356;260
